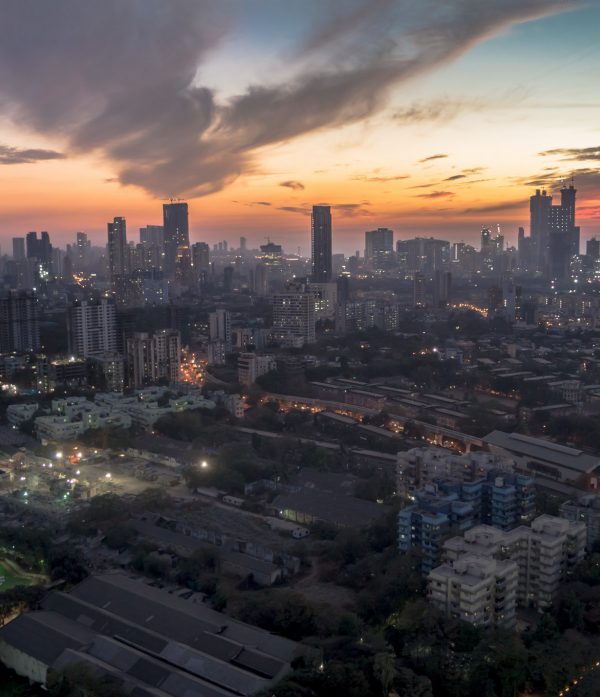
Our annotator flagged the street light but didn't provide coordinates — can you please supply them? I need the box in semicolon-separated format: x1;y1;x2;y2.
201;461;208;469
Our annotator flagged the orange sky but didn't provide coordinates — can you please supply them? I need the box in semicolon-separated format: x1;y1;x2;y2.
0;2;598;255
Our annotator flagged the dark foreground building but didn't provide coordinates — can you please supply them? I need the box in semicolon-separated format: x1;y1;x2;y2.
0;572;304;696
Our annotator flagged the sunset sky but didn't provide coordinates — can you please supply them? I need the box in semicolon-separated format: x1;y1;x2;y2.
0;0;599;255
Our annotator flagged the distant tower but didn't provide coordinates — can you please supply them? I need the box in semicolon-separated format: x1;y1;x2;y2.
107;217;128;280
311;205;332;282
413;272;426;308
163;201;189;280
529;189;552;273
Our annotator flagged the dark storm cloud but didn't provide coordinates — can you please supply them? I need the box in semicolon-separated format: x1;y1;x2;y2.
540;146;600;161
0;0;574;198
0;144;65;164
279;180;305;191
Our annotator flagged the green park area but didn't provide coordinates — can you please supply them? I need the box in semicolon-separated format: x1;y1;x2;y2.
0;559;38;591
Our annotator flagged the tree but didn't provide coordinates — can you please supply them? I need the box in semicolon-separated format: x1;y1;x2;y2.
373;651;396;696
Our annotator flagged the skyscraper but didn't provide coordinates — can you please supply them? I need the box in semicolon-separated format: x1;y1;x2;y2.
67;298;118;358
12;238;25;261
140;225;164;247
0;290;40;352
587;238;600;260
107;217;128;280
126;329;181;387
365;228;394;270
75;232;91;271
163;201;190;280
272;284;316;347
311;205;332;282
208;308;231;349
529;189;552;273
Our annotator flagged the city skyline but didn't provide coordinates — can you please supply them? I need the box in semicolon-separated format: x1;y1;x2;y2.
0;1;599;253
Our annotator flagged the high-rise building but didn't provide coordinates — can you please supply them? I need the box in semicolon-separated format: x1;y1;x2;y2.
25;231;52;265
433;270;451;308
67;298;118;358
208;309;231;349
239;236;247;251
126;329;181;387
140;225;164;247
75;232;91;271
548;185;580;280
527;186;579;278
586;237;600;261
12;238;25;261
238;353;277;386
530;188;552;273
107;217;128;280
0;290;40;353
365;228;394;270
311;205;332;282
163;201;190;280
272;284;316;347
432;515;586;615
397;237;449;273
223;266;234;293
413;272;426;307
192;242;210;272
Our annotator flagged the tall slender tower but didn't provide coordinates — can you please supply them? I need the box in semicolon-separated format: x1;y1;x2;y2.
311;205;332;282
107;217;128;280
529;189;552;274
163;201;190;280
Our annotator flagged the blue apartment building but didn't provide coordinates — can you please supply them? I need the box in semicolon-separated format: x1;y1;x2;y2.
398;471;535;573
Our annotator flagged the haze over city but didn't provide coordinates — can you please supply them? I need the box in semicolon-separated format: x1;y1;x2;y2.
0;0;600;252
4;4;600;697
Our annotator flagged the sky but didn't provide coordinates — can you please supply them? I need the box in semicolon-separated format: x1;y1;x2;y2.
0;0;599;255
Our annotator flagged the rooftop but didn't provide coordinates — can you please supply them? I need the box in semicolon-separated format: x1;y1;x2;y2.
484;430;600;474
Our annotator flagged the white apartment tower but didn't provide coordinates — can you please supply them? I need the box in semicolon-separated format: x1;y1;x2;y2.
272;284;316;347
67;298;117;358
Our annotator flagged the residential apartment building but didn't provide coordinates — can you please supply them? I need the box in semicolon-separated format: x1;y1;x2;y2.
398;472;535;573
428;555;518;628
560;494;600;549
271;285;316;347
0;289;40;353
396;447;516;499
237;353;276;386
67;298;117;358
430;514;586;618
126;329;181;387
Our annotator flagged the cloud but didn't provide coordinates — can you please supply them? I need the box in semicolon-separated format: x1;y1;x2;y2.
352;173;409;182
540;146;600;161
462;199;526;214
332;203;372;216
394;97;483;123
444;174;466;181
252;201;271;206
279;180;305;191
0;144;65;165
278;206;310;215
0;0;575;198
419;154;449;163
416;191;455;199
